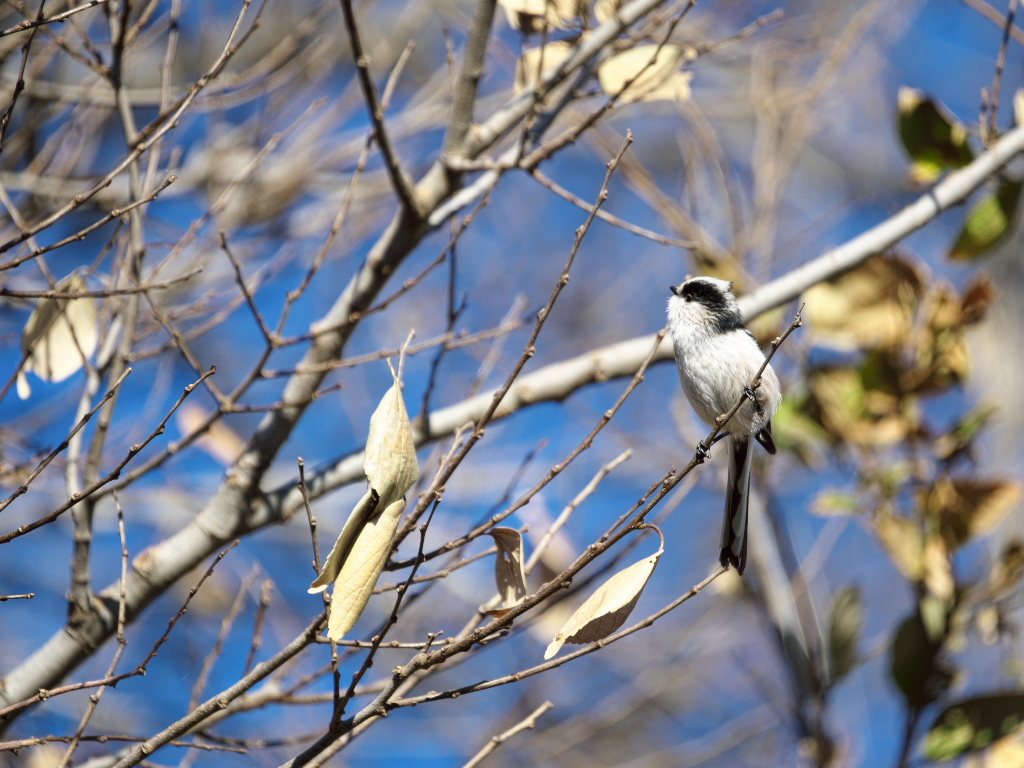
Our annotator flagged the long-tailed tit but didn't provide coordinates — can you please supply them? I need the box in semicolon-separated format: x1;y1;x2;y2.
667;277;782;574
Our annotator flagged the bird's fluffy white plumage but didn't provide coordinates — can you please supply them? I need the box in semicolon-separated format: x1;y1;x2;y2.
667;277;781;436
666;276;782;574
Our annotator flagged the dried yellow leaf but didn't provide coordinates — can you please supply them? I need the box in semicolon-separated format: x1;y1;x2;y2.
326;498;406;641
18;274;99;399
499;0;579;31
803;254;923;351
544;545;662;659
364;369;419;509
515;40;575;94
924;476;1024;551
875;511;924;581
177;404;246;465
308;365;420;639
308;489;379;594
490;527;527;610
597;45;695;104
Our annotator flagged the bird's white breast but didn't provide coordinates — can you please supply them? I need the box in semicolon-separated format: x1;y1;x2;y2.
668;300;781;436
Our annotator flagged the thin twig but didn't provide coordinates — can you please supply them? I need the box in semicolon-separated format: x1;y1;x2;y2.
985;0;1018;143
56;495;131;768
461;701;554;768
338;0;420;214
390;567;726;709
0;368;215;543
0;0;106;37
525;448;633;575
0;368;132;515
0;540;237;723
245;579;274;674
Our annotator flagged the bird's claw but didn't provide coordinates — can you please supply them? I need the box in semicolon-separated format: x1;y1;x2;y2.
696;441;711;462
743;386;758;403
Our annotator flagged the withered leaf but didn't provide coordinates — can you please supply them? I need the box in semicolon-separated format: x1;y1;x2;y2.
363;368;419;510
499;0;578;32
18;274;99;399
308;365;420;640
802;254;924;351
924;476;1023;551
326;498;406;641
177;404;246;465
544;544;662;659
875;510;925;581
308;489;379;595
597;45;695;104
515;40;574;94
489;527;527;611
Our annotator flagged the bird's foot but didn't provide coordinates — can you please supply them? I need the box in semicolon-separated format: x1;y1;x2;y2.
696;433;727;462
742;385;758;403
696;441;711;462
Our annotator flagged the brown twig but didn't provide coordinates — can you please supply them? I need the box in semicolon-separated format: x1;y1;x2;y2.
984;0;1018;143
0;539;237;723
0;367;132;515
460;701;554;768
337;0;421;215
0;0;107;38
0;368;215;543
57;495;131;767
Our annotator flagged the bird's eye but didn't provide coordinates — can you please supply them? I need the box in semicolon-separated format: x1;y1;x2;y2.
683;291;692;302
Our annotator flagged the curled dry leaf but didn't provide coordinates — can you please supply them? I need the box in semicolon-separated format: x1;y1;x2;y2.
807;366;910;446
326;498;407;641
544;542;663;659
308;489;379;595
597;45;695;104
488;527;527;616
363;369;420;510
308;367;420;640
18;274;99;399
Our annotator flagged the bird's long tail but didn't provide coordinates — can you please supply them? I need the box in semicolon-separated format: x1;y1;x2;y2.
721;436;753;574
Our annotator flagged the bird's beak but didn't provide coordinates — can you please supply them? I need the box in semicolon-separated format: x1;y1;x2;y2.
669;285;679;296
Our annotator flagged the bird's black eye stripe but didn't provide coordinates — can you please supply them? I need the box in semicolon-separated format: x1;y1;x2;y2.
683;280;729;311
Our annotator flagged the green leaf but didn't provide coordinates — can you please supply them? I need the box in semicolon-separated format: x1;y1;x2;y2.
828;586;862;683
897;87;973;184
812;489;862;516
949;179;1023;261
890;611;954;708
771;392;830;464
925;694;1024;761
934;404;997;460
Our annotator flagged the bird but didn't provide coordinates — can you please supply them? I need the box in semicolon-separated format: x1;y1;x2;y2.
667;277;782;574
